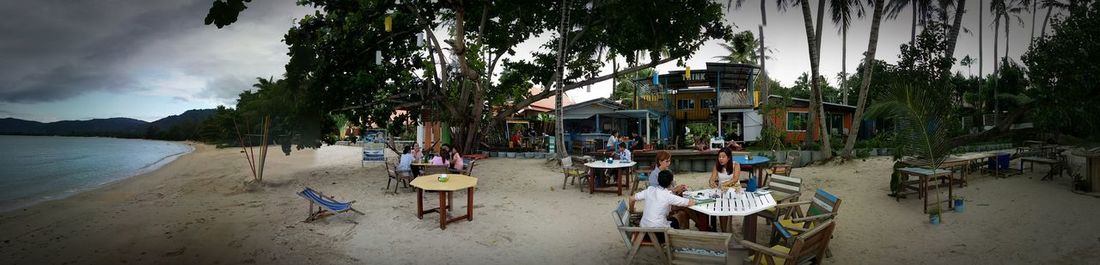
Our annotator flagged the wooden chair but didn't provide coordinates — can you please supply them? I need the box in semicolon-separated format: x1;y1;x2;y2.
741;220;836;265
422;164;450;175
632;166;653;194
663;229;734;265
462;159;478;177
385;159;414;193
757;175;803;224
613;200;666;264
786;150;802;168
561;157;588;189
769;189;841;257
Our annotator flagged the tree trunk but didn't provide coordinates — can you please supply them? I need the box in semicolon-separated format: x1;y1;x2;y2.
911;3;918;44
1004;18;1011;65
759;24;768;106
1031;0;1037;43
993;17;1000;72
800;0;832;158
979;0;984;77
843;0;885;158
553;0;570;159
1041;6;1053;38
841;27;847;105
943;0;967;79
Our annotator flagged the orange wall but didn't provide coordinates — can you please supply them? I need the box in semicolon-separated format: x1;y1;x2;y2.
766;107;853;144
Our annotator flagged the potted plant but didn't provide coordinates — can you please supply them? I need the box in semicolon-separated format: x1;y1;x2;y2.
928;206;942;224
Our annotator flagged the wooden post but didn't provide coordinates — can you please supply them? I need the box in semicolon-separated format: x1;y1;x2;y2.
257;115;271;182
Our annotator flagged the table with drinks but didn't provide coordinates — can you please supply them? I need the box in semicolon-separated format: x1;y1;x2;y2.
685;186;777;243
583;159;636;196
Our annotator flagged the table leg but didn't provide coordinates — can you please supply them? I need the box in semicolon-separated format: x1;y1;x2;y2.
467;187;474;221
589;170;596;194
439;191;448;230
948;174;954;210
743;214;758;243
417;188;424;219
448;191;454;212
616;169;625;196
921;175;928;213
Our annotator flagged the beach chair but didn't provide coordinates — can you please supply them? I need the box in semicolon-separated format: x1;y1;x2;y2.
613;200;667;264
741;220;836;265
297;187;365;222
663;229;735;265
769;189;841;257
758;175;803;224
561;157;588;190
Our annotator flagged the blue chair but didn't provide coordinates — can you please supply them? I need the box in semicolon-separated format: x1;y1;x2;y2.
298;187;365;222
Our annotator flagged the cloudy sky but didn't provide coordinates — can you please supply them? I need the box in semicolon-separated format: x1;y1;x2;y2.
1;1;1046;122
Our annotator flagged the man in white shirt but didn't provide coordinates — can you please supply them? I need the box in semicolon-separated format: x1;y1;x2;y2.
606;131;619;151
629;170;695;241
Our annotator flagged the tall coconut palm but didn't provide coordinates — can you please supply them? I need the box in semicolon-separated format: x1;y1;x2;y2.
715;31;762;64
842;0;886;158
996;0;1027;65
831;0;867;106
886;0;934;44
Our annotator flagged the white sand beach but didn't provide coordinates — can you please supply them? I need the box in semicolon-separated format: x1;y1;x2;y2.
2;144;1099;264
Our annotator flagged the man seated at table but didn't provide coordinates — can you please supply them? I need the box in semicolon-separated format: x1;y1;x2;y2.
629;170;694;242
397;146;415;176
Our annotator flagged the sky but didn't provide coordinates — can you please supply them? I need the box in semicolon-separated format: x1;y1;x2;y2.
0;1;1048;122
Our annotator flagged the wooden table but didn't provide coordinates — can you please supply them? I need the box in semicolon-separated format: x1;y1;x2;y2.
897;167;954;213
584;160;636;196
686;188;777;243
410;174;477;230
900;153;998;187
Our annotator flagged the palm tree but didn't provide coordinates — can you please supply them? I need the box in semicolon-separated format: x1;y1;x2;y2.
991;0;1026;71
715;31;761;64
960;55;975;76
842;0;886;158
886;0;934;44
830;0;867;105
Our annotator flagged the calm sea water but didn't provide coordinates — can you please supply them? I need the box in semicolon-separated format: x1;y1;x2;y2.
0;135;192;212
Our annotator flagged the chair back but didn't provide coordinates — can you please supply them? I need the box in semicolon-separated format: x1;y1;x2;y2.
766;175;802;202
385;159;398;179
807;189;841;220
561;157;574;168
771;164;792;176
463;160;478;176
785;220;836;265
786;151;802;168
665;230;731;265
612;200;632;248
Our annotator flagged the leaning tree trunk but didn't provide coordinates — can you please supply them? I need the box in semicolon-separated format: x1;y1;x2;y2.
798;0;832;158
553;0;570;159
980;0;984;77
841;27;848;105
993;17;1000;72
843;0;885;158
944;0;967;77
1041;5;1053;38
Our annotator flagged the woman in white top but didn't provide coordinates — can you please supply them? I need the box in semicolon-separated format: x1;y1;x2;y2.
708;148;741;188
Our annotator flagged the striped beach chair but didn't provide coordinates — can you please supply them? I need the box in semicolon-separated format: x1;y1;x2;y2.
298;187;364;222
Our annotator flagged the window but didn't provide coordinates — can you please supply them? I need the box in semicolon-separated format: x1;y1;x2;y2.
826;113;845;135
786;112;809;131
677;99;695;110
701;99;716;108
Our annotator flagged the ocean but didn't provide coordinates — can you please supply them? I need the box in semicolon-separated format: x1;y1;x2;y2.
0;135;192;212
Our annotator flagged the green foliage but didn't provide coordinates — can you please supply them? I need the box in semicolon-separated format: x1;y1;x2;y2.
685;122;717;144
610;68;656;108
1022;2;1100;138
205;0;734;154
715;30;761;64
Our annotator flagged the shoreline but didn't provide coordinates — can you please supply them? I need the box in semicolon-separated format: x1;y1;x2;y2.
0;139;196;213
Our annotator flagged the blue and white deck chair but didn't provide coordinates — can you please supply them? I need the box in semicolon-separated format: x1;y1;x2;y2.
298;187;365;222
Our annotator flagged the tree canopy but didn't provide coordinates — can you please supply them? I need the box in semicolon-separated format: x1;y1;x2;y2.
205;0;735;153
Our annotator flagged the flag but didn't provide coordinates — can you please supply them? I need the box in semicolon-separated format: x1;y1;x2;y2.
684;66;691;79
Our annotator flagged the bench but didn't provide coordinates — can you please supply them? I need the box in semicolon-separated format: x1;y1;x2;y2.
1020;157;1063;180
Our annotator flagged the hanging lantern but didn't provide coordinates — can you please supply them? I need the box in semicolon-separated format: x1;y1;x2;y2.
375;50;382;65
384;15;393;32
684;66;691;80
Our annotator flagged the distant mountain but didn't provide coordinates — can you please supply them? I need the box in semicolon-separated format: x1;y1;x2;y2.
147;109;216;130
0;109;216;137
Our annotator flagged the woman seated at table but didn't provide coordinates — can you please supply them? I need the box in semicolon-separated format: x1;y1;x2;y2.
708;147;742;188
397;146;415;176
648;151;673;188
411;143;424;162
442;143;465;173
707;147;742;232
629;170;695;242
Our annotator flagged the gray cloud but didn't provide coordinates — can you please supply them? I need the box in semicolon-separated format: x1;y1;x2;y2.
0;0;311;103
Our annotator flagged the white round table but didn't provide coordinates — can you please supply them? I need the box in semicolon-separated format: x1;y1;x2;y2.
686;188;776;243
583;160;636;195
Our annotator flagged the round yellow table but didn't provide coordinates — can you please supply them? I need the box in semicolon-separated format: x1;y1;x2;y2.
410;174;477;230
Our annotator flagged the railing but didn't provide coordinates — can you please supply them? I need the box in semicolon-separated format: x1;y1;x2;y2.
717;90;752;108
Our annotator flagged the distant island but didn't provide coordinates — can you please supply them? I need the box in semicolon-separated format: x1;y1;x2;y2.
0;109;216;140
